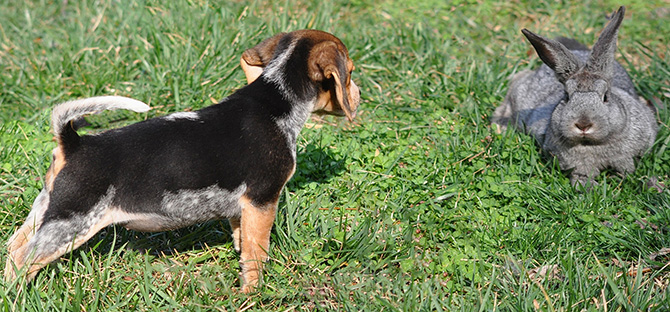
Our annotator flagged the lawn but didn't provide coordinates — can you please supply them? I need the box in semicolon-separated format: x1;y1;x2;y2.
1;0;669;310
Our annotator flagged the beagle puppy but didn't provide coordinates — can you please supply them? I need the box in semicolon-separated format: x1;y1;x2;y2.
5;29;360;293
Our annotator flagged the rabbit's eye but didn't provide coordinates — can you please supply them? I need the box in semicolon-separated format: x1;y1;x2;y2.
603;93;608;102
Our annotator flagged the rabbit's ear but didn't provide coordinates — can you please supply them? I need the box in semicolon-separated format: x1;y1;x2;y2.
522;29;580;83
585;6;625;79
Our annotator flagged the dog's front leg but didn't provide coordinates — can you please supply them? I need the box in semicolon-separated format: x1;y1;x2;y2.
238;196;277;293
228;217;241;253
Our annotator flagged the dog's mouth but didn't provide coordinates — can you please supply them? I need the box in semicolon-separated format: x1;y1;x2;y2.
312;108;350;118
312;84;359;121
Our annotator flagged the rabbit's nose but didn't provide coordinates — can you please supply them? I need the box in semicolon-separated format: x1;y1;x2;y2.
574;118;593;132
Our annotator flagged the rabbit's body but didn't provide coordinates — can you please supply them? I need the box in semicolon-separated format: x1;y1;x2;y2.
493;6;658;187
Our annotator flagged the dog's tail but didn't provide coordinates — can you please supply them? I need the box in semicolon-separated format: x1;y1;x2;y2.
52;96;150;147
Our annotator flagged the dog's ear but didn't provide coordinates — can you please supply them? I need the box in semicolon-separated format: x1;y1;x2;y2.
309;41;356;121
240;33;286;84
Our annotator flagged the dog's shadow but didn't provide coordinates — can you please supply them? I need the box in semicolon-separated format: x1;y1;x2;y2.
72;143;346;263
77;220;233;261
287;142;347;190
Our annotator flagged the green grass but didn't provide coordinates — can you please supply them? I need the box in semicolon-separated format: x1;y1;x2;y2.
1;0;669;310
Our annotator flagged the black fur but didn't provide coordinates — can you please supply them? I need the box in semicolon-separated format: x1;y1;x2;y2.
282;36;318;101
44;78;295;224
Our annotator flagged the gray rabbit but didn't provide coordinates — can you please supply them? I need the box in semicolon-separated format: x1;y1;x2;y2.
492;6;657;188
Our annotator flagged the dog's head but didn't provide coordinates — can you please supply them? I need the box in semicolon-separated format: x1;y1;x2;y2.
240;30;360;121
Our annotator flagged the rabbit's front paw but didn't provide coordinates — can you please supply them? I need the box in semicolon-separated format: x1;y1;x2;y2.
570;174;598;191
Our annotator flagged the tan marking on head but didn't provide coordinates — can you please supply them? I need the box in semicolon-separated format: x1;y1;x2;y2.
240;32;287;84
237;195;278;293
45;147;67;191
306;36;360;121
241;30;361;121
240;58;264;84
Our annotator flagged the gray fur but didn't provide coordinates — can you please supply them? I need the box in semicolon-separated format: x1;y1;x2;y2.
264;40;299;103
27;186;117;263
492;6;658;187
158;184;247;227
275;101;313;161
110;184;248;232
264;40;314;160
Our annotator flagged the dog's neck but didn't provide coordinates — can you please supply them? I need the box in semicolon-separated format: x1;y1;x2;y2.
274;96;313;160
263;40;318;102
261;40;318;158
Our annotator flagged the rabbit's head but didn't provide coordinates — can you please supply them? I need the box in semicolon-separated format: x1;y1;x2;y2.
522;6;627;145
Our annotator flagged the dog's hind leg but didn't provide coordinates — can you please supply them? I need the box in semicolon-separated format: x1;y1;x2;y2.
5;189;50;280
238;196;277;293
4;187;118;281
